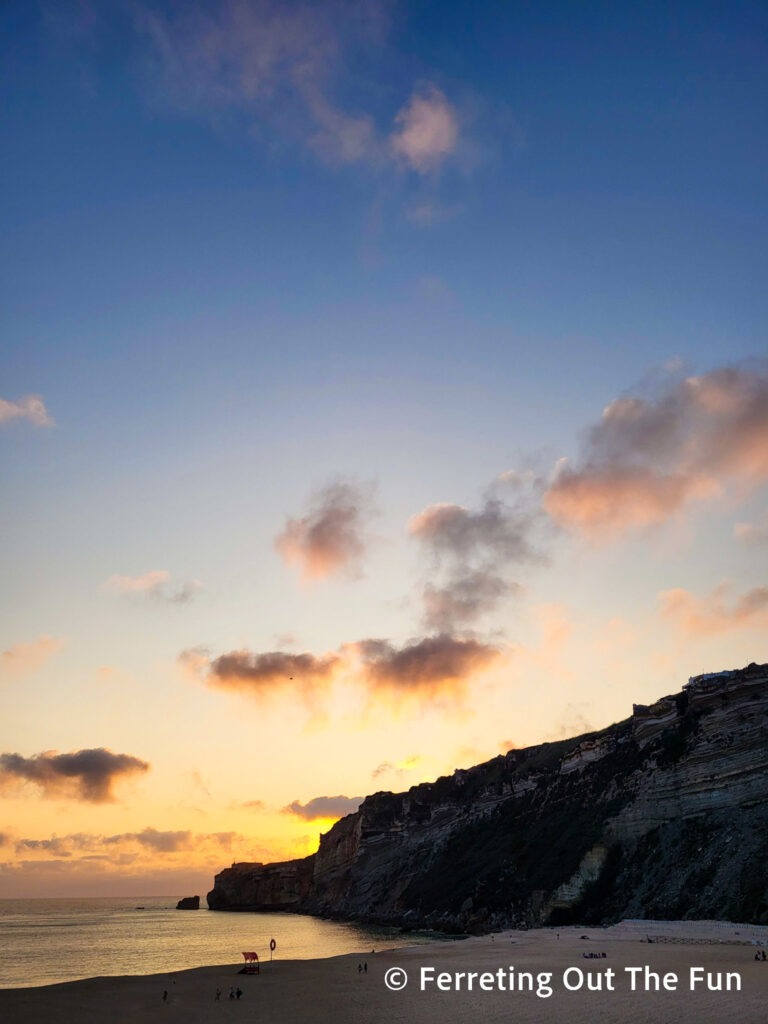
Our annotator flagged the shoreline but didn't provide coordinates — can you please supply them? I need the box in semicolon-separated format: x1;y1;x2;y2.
2;920;767;1023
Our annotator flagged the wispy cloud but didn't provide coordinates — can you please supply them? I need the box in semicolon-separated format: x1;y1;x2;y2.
659;582;768;636
734;510;768;545
545;362;768;539
283;795;362;821
14;827;239;858
0;748;150;803
1;636;66;678
409;475;544;630
0;395;53;427
104;570;202;603
371;754;422;780
275;479;374;582
128;1;463;175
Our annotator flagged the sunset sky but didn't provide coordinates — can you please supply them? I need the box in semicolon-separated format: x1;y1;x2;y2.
1;0;766;898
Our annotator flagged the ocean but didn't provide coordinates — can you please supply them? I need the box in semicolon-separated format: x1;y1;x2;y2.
0;898;432;989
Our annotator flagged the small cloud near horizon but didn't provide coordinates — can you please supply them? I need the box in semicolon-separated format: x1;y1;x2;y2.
104;570;202;604
283;795;362;821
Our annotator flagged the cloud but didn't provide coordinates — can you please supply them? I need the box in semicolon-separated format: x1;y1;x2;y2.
545;465;719;537
545;363;768;539
78;2;470;178
205;649;342;697
132;1;391;170
353;633;502;698
390;85;459;172
13;828;238;859
734;511;768;545
405;201;461;226
659;583;768;637
186;631;502;709
231;799;266;811
1;636;66;678
409;491;542;629
371;755;422;780
0;395;53;427
103;828;195;853
422;574;520;632
283;795;362;821
0;748;150;803
104;570;202;603
275;480;373;581
409;499;539;562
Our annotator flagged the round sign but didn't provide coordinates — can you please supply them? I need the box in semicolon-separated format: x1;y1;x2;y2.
270;938;276;952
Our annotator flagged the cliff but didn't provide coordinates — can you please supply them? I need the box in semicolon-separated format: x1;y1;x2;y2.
208;662;768;930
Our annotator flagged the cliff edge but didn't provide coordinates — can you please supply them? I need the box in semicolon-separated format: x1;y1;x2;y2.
208;662;768;930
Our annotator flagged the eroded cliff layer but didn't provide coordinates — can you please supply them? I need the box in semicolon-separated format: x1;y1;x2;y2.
208;663;768;929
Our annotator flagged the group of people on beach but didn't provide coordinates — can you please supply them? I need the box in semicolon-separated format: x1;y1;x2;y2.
754;949;767;961
582;951;608;959
213;986;243;1000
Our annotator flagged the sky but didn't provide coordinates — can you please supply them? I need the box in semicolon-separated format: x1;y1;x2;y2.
0;0;766;898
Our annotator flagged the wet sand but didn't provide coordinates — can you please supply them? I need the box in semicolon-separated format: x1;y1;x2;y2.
2;921;767;1023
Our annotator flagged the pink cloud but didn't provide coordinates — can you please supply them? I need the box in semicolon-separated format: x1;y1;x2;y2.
390;86;459;172
1;636;66;678
0;395;53;427
545;363;768;539
275;480;373;582
659;582;768;636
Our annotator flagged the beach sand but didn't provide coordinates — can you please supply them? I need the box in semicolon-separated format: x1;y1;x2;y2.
2;921;767;1023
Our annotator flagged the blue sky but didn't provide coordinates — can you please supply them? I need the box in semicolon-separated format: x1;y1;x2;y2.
1;0;766;895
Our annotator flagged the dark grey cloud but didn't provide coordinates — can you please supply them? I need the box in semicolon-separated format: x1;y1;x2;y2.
355;633;502;696
275;480;374;581
0;748;150;803
185;630;503;710
409;482;544;630
283;795;362;821
205;649;341;696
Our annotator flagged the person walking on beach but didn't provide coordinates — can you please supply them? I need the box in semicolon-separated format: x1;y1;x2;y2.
215;988;221;1000
236;987;243;1000
364;962;368;973
162;990;168;1002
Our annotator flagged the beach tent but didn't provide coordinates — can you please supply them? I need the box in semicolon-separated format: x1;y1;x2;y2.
241;952;259;974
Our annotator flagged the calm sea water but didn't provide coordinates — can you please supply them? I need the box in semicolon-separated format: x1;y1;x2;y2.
0;898;431;989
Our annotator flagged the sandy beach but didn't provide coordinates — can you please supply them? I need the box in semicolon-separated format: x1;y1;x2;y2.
2;921;767;1024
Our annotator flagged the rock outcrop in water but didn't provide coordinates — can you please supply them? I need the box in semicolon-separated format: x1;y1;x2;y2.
207;663;768;929
176;895;200;909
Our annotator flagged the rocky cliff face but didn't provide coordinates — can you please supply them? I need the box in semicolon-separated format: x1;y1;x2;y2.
208;663;768;929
